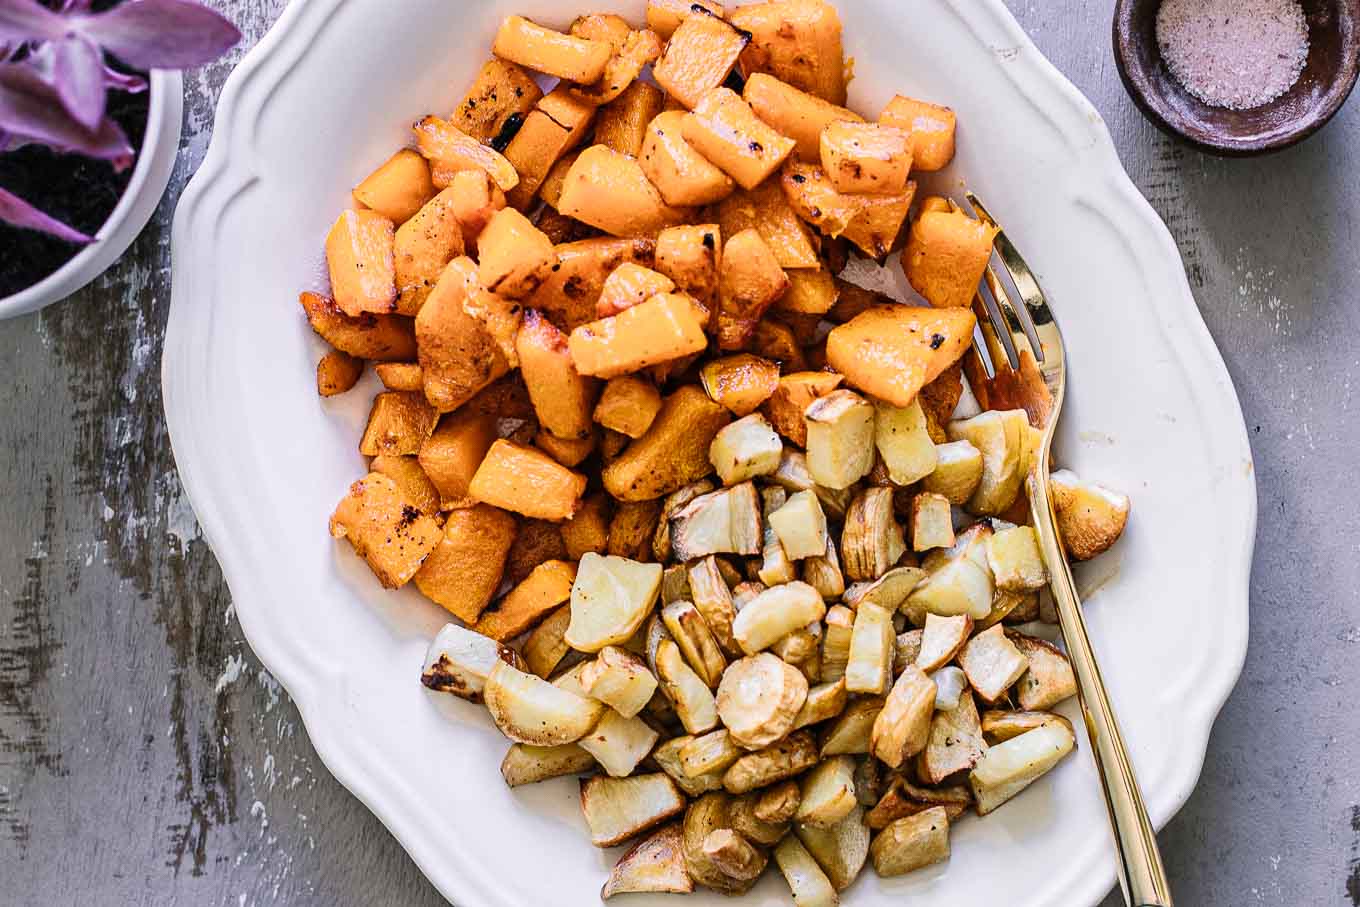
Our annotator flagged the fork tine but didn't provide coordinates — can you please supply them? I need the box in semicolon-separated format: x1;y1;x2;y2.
982;262;1037;365
967;191;1050;362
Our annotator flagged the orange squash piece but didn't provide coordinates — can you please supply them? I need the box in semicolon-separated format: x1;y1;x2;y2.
325;209;396;317
567;292;710;379
594;375;664;438
298;291;416;361
820;121;912;195
415;257;510;412
469;439;588;521
329;472;442;589
879;95;957;172
743;72;861;162
699;353;780;416
473;559;578;641
373;362;423;392
593;80;665;156
492;15;613;84
353;149;435;225
682;87;796;190
778;266;838;315
716;179;819;269
414;504;517;622
369;455;441;515
450;58;543;143
646;0;724;39
525;237;658;332
504;518;569;586
444;169;506;251
655;225;722;313
716;228;789;350
570;24;664;108
394;186;466;315
477;207;556;299
502;93;595;211
414;115;519;192
418;407;498;510
316;350;363;397
359;391;438;457
558;145;691;238
534;428;597;468
640;110;736;208
781;162;915;258
560;492;612;559
517;309;600;441
902;208;999;309
652;11;751;109
825;305;976;407
596;263;676;318
729;0;847;105
601;385;731;501
761;370;842;445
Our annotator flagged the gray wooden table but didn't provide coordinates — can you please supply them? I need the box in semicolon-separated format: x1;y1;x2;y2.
2;2;1356;905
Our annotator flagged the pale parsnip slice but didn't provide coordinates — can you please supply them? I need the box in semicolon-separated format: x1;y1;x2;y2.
769;489;830;560
794;805;871;891
918;688;985;784
716;652;809;748
580;773;687;846
723;730;818;793
956;624;1029;703
733;581;827;655
986;525;1048;591
655;637;720;734
500;742;596;787
805;389;875;489
484;660;605;746
796;754;857;827
969;719;1076;814
844;602;894;694
578;708;660;777
566;552;663;653
819;696;883;756
709;413;784;484
774;835;841;907
793;679;848;730
601;822;693;898
420;623;522;703
679;728;743;778
916;612;973;672
869;806;951;877
906;555;994;620
873;397;937;485
922;439;984;504
662;600;728;688
870;663;936;768
581;645;659;718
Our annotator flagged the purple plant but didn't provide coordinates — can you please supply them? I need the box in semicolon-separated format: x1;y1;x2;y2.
0;0;239;242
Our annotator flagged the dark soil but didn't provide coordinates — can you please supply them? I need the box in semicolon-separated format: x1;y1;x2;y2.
0;81;150;298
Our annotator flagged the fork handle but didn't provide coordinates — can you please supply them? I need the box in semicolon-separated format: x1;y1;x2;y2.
1028;472;1174;907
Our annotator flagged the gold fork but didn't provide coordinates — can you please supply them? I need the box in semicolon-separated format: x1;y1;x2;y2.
961;191;1174;907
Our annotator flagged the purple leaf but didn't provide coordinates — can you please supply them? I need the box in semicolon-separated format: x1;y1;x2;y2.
51;35;106;131
75;0;240;69
0;184;94;243
0;62;132;161
0;0;64;47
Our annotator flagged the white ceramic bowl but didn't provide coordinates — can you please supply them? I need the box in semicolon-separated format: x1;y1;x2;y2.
164;2;1256;905
0;70;183;320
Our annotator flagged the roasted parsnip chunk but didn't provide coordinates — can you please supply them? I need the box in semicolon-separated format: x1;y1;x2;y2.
842;565;924;612
759;487;799;585
929;665;968;711
662;600;728;688
841;487;907;582
655;735;726;795
946;409;1028;516
769;490;830;560
917;688;985;783
723;729;819;793
581;645;660;717
870;663;935;768
797;755;857;827
772;448;854;519
969;718;1075;815
656;637;721;734
566;552;663;653
794;804;871;891
727;792;788;845
601;822;693;898
980;709;1075;745
820;605;855;682
671;482;763;560
420;623;523;704
845;603;895;695
684;793;759;894
579;708;660;777
956;624;1029;703
803;535;847;602
906;555;994;621
522;605;573;679
1008;631;1078;711
774;835;840;907
910;491;957;553
733;582;827;655
484;660;604;746
581;773;687;846
819;695;883;756
654;479;717;562
916;613;973;673
870;806;950;877
702;829;766;882
717;652;809;748
1050;469;1131;560
874;397;938;485
804;390;875;489
680;728;744;778
501;742;596;787
755;779;803;823
923;439;984;504
987;525;1048;591
710;413;784;485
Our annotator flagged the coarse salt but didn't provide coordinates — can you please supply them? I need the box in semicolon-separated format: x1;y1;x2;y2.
1155;0;1310;110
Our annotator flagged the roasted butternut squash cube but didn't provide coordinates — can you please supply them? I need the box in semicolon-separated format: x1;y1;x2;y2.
299;291;416;361
470;439;588;521
418;408;498;509
828;277;891;323
445;169;506;251
316;350;363;397
517;309;599;440
326;209;396;317
902;209;999;309
647;0;724;39
601;385;731;500
394;186;466;315
842;186;915;260
594;80;665;156
329;472;441;588
597;262;677;318
561;492;612;558
729;0;846;105
879;95;957;172
477;207;556;299
414;116;519;192
571;25;664;107
504;519;569;586
820;121;912;195
359;391;438;457
595;375;664;438
743;72;861;161
607;500;665;560
699;353;780;416
414;504;517;620
538;88;597;145
535;211;595;250
353;149;435;225
534;428;597;467
655;225;722;311
826;305;976;406
570;12;632;47
460;282;523;367
474;559;578;641
538;151;581;211
682;88;796;190
415;257;511;411
369;454;440;515
503;112;576;211
716;180;819;269
781;162;913;258
761;370;842;446
653;11;751;110
568;292;710;379
525;236;657;331
451;58;543;143
778;265;837;315
717;228;790;350
492;15;613;83
558;145;691;238
746;318;807;371
641;110;736;207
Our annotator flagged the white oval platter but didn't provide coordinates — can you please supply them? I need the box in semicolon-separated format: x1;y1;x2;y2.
163;1;1256;905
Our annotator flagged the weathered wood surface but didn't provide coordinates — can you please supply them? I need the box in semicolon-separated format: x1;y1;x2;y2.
0;2;1356;905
